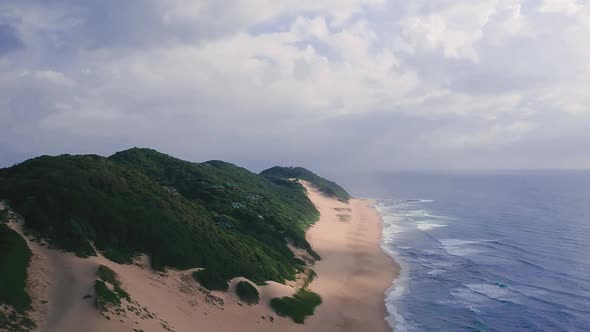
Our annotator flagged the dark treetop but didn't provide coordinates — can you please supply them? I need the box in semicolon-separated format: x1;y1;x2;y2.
260;166;351;202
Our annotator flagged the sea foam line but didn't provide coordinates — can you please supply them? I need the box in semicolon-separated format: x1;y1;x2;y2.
375;200;414;332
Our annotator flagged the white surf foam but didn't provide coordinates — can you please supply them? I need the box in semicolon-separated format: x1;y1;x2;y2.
384;251;413;332
468;305;482;314
376;201;416;331
466;283;509;299
450;283;520;309
450;287;488;304
440;239;477;246
439;238;482;257
416;221;447;231
465;283;520;303
404;199;435;203
427;268;446;276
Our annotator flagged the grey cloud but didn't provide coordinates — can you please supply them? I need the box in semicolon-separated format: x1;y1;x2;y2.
0;24;24;54
1;0;589;173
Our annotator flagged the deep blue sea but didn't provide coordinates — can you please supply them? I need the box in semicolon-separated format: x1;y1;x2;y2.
339;171;590;332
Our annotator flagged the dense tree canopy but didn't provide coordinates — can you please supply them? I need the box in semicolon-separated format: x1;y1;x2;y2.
0;148;336;289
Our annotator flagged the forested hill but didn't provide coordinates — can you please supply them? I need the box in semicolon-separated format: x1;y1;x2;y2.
0;148;351;292
260;166;351;202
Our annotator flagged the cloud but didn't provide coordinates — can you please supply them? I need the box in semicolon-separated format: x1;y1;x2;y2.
0;23;24;55
0;0;589;171
539;0;582;15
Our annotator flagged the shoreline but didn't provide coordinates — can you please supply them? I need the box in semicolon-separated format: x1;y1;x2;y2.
374;202;406;332
298;182;400;331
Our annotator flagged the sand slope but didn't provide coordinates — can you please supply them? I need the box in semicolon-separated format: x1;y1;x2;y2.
5;182;398;332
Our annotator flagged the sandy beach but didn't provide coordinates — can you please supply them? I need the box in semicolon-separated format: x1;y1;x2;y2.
299;182;399;332
8;183;399;332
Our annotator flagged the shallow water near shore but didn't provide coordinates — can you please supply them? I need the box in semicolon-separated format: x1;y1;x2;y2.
343;171;590;332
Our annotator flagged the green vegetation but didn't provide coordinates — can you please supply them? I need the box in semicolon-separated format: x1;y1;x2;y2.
301;269;317;289
235;281;260;304
192;270;229;291
110;149;319;249
94;280;121;308
0;148;327;291
0;308;36;332
270;289;322;324
97;265;118;286
94;265;129;310
96;265;129;301
0;224;32;313
0;209;9;223
336;214;351;223
260;166;351;202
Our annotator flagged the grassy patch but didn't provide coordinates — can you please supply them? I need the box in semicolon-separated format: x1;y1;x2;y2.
235;281;259;305
94;280;121;308
336;214;351;222
94;265;130;311
301;269;317;289
270;289;322;324
97;265;119;286
0;224;32;313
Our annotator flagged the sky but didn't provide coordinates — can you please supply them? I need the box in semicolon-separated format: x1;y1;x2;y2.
1;0;590;172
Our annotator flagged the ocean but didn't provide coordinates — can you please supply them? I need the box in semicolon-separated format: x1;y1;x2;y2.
340;171;590;332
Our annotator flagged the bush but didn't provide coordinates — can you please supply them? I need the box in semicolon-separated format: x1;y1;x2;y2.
235;281;259;304
94;280;121;309
97;265;119;286
293;257;306;266
0;224;32;312
0;308;36;332
270;289;322;324
96;265;131;303
192;270;229;291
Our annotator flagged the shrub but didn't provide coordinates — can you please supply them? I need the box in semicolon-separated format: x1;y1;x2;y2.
235;281;259;304
0;224;32;312
192;270;229;291
293;257;306;266
94;265;130;310
94;280;121;309
301;269;317;289
97;265;119;286
270;289;322;324
0;308;36;332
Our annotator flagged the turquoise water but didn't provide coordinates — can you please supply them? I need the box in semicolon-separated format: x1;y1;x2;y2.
342;171;590;332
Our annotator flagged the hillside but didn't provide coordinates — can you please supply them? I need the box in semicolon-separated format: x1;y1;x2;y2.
109;148;319;254
0;149;320;293
260;166;351;202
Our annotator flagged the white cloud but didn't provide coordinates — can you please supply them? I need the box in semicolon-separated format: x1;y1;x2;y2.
20;70;76;87
539;0;582;15
439;121;534;150
399;1;498;61
1;0;590;169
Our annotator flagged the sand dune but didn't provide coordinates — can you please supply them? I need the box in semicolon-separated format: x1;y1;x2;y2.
7;182;398;332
